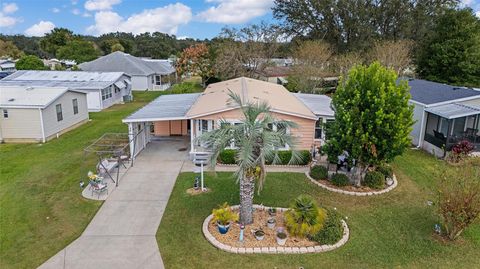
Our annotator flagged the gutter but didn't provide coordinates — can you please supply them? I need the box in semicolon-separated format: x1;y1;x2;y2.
38;108;46;143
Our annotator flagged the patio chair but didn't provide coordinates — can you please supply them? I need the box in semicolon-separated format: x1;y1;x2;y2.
90;181;108;198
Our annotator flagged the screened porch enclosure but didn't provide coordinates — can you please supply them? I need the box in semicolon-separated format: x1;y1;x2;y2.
424;110;480;151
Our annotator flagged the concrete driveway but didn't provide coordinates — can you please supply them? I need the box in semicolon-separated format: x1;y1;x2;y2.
39;138;189;269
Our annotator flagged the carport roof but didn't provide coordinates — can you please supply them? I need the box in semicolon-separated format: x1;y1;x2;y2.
123;93;201;123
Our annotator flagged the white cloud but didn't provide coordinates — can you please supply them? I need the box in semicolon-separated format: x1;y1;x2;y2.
84;0;121;11
197;0;273;24
476;10;480;18
25;21;55;36
2;3;18;14
87;3;192;35
0;3;19;27
72;8;81;15
82;12;92;17
51;7;61;13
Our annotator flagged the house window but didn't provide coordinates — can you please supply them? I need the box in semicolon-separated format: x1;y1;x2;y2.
56;104;63;121
315;118;323;139
101;87;112;100
155;75;161;85
3;109;8;118
114;85;121;93
72;99;78;115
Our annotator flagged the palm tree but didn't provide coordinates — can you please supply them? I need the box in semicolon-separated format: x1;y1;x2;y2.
198;92;301;224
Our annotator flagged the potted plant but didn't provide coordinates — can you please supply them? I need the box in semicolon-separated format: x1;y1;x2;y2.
268;207;277;216
254;229;265;241
276;231;287;245
267;218;276;229
212;202;239;234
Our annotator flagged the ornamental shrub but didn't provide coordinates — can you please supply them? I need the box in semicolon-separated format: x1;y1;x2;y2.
309;208;343;244
364;171;385;189
448;140;475;163
265;150;311;165
285;195;327;238
278;150;293;164
331;173;349;187
310;165;328;180
218;149;236;164
376;163;393;178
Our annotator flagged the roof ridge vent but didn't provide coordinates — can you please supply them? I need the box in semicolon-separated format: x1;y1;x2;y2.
8;98;15;102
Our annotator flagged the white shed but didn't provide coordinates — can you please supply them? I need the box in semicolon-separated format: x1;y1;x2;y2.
0;70;132;112
0;86;89;143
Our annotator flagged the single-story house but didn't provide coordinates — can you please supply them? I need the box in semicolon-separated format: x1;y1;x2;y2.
0;70;132;111
43;58;77;70
0;86;89;143
122;77;334;158
0;59;16;72
79;51;176;91
408;79;480;157
256;66;291;85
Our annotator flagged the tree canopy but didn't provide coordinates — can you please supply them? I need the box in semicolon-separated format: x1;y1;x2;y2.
325;62;414;181
56;40;100;64
416;8;480;87
0;39;24;59
15;55;46;70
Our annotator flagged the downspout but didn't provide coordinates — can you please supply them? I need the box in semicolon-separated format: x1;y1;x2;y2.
39;108;46;143
417;110;426;148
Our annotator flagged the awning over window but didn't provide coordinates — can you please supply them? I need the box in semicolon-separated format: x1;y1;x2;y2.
114;81;126;89
426;103;480;119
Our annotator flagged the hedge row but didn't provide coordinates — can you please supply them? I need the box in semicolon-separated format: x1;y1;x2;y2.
217;149;312;165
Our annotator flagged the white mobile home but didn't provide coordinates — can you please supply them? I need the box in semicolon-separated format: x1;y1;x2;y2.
79;51;176;91
0;70;132;112
0;86;89;143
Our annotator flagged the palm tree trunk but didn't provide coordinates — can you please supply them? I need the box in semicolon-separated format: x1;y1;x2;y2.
239;175;255;224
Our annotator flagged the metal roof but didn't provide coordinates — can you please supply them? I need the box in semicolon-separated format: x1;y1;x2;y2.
0;70;128;90
0;86;84;108
407;79;480;105
426;103;480;119
293;93;334;117
79;51;175;76
123;93;201;123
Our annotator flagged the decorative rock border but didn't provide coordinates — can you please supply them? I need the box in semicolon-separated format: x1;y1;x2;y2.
202;204;350;254
305;172;398;196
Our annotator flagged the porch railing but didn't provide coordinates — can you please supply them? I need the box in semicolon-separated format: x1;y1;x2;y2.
425;133;480;151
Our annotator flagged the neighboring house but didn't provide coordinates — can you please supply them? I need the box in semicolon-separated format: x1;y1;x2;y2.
0;59;16;72
0;86;89;143
408;79;480;157
43;58;77;70
256;66;291;85
0;70;132;111
79;51;176;91
122;77;334;158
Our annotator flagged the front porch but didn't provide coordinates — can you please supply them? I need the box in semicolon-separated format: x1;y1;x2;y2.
423;103;480;155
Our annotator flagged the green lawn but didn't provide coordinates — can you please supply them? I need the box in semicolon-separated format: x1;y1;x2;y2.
0;92;163;269
156;150;480;269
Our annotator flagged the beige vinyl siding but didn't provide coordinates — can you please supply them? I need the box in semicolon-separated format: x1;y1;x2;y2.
0;108;43;141
42;91;89;138
193;108;316;150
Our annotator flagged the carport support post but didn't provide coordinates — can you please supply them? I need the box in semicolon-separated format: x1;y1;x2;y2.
128;123;135;162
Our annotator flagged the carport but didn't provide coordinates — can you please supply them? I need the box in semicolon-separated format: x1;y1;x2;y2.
122;93;200;158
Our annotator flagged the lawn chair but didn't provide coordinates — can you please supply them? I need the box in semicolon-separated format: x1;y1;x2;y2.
90;181;108;198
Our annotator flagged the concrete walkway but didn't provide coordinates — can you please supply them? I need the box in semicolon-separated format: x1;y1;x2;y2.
39;138;189;269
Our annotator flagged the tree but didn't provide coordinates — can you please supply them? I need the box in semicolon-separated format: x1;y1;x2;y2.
273;0;459;52
176;43;214;86
331;52;364;76
56;40;99;63
369;40;414;76
198;92;300;224
324;62;414;185
438;165;480;241
111;43;125;52
416;8;480;87
15;55;46;70
214;23;281;80
40;28;73;55
288;40;333;92
0;39;24;59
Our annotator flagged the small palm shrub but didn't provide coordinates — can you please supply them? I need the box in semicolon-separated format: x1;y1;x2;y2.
331;173;349;187
310;165;328;180
376;164;393;178
212;202;239;225
364;171;385;189
285;195;327;238
309;208;343;244
218;149;236;164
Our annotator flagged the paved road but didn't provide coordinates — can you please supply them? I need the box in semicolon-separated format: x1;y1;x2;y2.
39;138;189;269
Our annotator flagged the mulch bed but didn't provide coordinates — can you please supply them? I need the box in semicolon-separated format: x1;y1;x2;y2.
186;188;210;195
208;208;317;248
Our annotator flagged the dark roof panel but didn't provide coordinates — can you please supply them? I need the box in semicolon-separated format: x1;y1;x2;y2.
407;79;480;105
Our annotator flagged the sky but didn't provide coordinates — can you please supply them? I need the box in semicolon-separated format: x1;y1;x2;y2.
0;0;479;39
